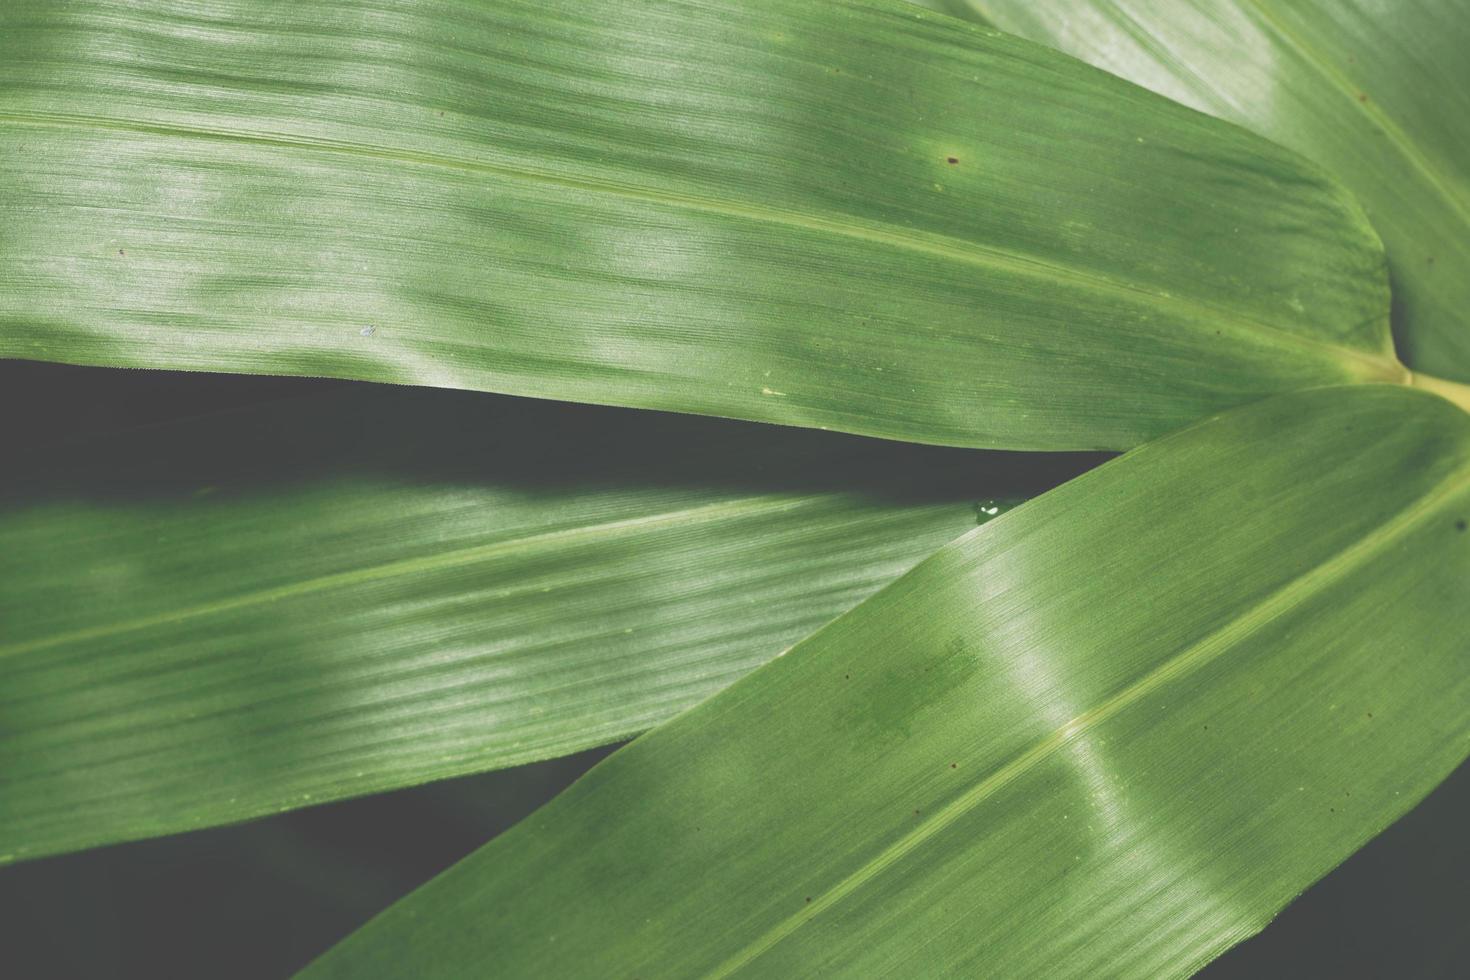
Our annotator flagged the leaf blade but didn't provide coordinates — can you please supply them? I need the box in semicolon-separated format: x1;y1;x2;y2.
939;0;1470;380
0;0;1398;449
302;384;1470;978
0;385;1091;863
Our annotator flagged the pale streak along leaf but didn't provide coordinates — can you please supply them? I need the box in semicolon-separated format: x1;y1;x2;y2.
0;385;1094;864
0;0;1399;450
924;0;1470;381
303;385;1470;979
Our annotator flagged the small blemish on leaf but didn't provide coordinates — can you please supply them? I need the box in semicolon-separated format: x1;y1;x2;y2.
118;249;126;256
950;763;957;769
360;325;376;337
1456;519;1466;532
946;156;959;165
804;897;811;904
1357;92;1369;102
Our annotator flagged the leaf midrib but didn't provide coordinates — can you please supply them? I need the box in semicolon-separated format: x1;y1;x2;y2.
705;455;1470;977
0;493;833;660
0;110;1402;382
1241;0;1470;230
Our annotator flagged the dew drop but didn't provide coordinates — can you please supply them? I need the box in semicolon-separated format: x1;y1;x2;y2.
973;500;1003;523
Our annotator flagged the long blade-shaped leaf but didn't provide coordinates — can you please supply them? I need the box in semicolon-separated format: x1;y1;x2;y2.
0;385;1091;864
304;384;1470;978
929;0;1470;381
0;0;1401;450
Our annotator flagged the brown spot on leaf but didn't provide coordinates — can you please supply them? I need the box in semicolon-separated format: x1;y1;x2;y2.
946;157;959;165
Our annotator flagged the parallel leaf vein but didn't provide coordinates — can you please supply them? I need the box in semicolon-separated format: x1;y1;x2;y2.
0;110;1402;381
1243;0;1470;231
0;493;828;660
707;456;1470;977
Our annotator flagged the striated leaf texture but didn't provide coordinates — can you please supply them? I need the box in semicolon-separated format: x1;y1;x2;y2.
0;0;1402;450
922;0;1470;381
304;385;1470;979
0;386;1093;863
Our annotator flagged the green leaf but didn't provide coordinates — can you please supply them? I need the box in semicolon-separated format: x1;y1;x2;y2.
303;384;1470;979
928;0;1470;382
0;0;1403;450
0;385;1092;864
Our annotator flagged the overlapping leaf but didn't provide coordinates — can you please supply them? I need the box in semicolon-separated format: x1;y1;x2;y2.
2;3;1467;975
305;385;1470;978
922;0;1470;381
0;386;1092;863
0;0;1402;449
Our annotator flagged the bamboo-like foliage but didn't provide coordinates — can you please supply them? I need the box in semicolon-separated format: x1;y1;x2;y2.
0;0;1410;450
924;0;1470;381
0;389;1090;862
0;1;1467;977
304;386;1470;978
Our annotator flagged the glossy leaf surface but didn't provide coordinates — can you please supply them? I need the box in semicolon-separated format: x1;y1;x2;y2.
0;384;1092;864
0;0;1401;450
305;385;1470;978
925;0;1470;381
